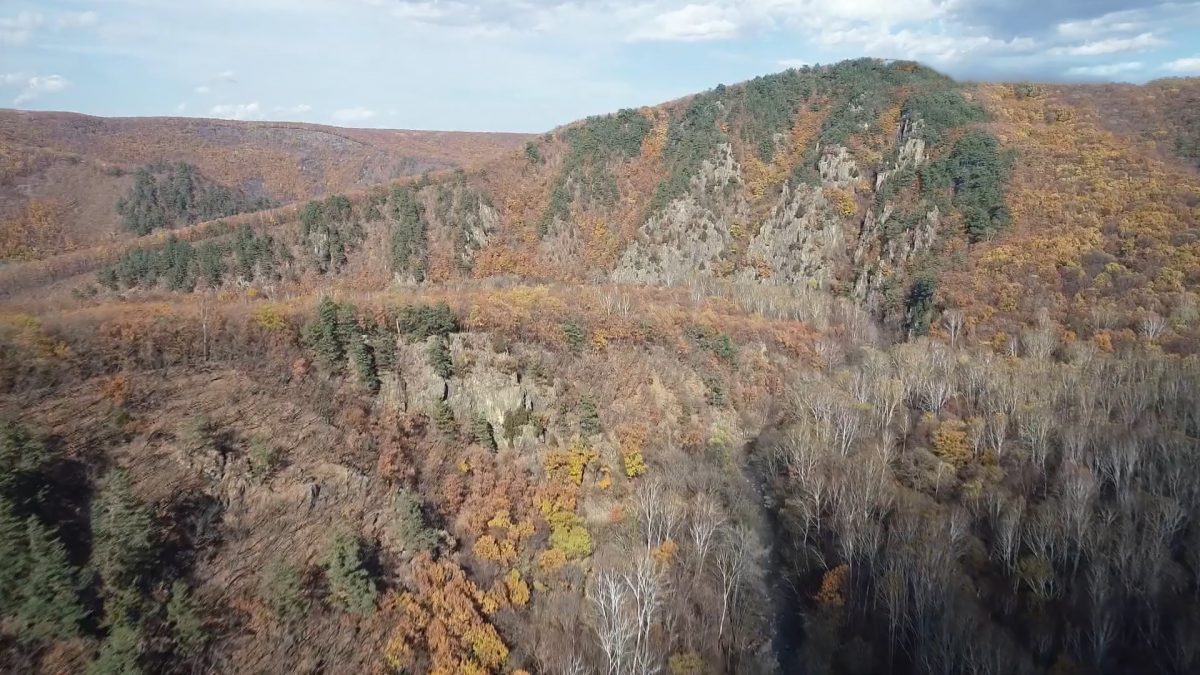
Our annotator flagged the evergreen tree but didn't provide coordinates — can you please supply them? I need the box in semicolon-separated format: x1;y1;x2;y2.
166;581;205;657
89;621;143;675
261;561;306;624
349;335;380;394
18;517;86;643
428;336;453;379
308;297;346;368
91;469;156;593
0;498;28;615
323;533;377;616
470;415;498;452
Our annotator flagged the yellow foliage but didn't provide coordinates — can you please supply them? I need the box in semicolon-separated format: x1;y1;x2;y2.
250;305;289;332
504;569;530;606
932;419;972;468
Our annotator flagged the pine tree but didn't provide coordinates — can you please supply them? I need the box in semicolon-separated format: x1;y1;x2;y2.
91;469;156;593
19;517;85;643
0;498;28;615
428;336;453;379
349;335;380;394
309;297;346;368
261;561;306;624
166;581;205;657
89;621;143;675
470;416;497;452
324;533;377;616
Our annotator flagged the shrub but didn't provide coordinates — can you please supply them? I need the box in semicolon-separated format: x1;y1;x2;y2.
323;532;377;616
248;437;281;481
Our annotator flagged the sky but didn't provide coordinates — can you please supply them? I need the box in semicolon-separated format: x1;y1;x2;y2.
3;1;1200;132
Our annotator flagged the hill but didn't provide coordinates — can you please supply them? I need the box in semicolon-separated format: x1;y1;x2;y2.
2;60;1199;675
0;110;531;258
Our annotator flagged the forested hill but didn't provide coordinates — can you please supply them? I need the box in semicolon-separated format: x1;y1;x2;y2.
0;110;531;259
2;59;1200;675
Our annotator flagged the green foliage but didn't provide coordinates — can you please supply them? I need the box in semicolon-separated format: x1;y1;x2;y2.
901;88;987;144
578;397;601;436
261;561;306;624
430;400;456;436
394;301;458;342
0;420;52;501
470;415;498;451
117;162;270;235
524;141;543;165
501;406;538;445
539;109;650;234
196;241;225;287
231;224;282;281
685;325;737;362
91;469;156;593
323;532;377;616
561;320;586;354
0;498;24;610
652;93;728;212
349;335;380;394
923;130;1012;241
299;194;363;273
738;70;815;160
15;516;87;643
166;581;205;657
89;621;143;675
905;275;937;337
305;296;349;369
390;185;427;280
248;437;281;481
391;489;439;553
428;335;454;379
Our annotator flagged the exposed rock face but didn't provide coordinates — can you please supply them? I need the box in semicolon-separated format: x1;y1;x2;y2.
613;143;748;284
740;183;843;288
852;133;940;311
818;145;860;186
388;333;550;451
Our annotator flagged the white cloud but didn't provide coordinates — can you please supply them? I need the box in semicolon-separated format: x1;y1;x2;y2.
194;85;211;94
176;102;188;113
209;102;264;120
332;106;376;123
0;72;27;86
1050;32;1165;56
12;74;70;105
277;103;313;115
215;69;236;82
0;11;43;45
629;3;740;42
777;58;809;69
1056;10;1146;39
1164;56;1200;74
1066;61;1144;78
56;11;99;29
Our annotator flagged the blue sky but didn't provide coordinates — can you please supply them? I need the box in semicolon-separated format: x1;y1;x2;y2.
3;1;1200;132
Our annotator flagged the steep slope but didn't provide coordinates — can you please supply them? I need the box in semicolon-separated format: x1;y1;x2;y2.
0;110;531;258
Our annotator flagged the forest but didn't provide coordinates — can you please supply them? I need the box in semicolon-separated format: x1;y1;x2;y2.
2;58;1199;674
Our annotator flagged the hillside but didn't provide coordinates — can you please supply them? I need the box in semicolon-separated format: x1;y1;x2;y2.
0;110;531;259
2;59;1199;675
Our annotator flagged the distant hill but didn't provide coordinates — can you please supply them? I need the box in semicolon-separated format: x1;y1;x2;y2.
0;110;530;257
